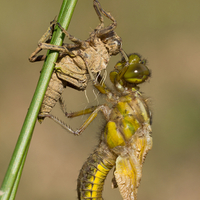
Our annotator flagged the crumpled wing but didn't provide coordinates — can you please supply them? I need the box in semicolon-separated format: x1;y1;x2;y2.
113;124;152;200
114;154;142;200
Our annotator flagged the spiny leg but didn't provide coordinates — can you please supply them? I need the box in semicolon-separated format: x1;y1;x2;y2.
29;17;56;62
38;104;111;135
38;17;56;44
57;23;86;47
62;42;80;49
93;0;117;37
29;47;46;62
59;97;98;118
93;0;104;30
57;43;80;58
38;43;75;57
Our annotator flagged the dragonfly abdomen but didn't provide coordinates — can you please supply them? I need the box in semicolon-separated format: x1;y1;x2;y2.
77;141;117;200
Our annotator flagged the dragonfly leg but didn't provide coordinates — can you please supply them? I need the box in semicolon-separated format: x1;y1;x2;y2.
62;42;80;49
29;17;56;62
29;18;77;62
59;96;98;118
39;104;111;135
93;0;104;30
37;43;75;57
93;0;117;37
57;23;85;46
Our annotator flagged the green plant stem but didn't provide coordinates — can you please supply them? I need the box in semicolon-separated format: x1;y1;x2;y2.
0;0;77;199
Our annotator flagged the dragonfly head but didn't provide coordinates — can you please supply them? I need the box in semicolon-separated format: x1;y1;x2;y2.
110;53;151;91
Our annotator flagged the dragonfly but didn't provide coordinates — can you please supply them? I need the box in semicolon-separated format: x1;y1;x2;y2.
29;0;122;122
45;52;153;200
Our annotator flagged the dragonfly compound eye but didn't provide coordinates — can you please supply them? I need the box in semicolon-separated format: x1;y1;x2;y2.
123;63;150;84
128;54;141;64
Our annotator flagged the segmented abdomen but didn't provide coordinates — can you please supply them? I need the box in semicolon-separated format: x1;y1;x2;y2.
77;141;117;200
38;72;66;122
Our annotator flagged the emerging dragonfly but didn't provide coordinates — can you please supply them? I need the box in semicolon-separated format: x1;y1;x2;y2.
29;0;122;122
44;52;153;200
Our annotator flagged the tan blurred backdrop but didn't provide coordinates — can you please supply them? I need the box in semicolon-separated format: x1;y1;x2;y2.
1;0;200;200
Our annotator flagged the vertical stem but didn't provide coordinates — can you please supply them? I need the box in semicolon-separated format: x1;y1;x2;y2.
0;0;78;200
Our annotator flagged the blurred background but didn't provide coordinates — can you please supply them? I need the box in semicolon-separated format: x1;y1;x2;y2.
1;0;200;199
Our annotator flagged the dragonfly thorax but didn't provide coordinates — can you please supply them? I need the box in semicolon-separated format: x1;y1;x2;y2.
103;92;151;150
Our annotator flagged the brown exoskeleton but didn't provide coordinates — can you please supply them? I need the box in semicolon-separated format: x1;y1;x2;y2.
29;0;123;122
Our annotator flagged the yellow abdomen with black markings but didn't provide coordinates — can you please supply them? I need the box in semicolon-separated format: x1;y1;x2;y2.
77;142;117;200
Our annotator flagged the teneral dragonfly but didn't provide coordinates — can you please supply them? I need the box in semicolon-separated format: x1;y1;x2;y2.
46;52;153;200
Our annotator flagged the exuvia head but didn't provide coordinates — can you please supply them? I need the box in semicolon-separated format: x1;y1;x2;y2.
101;33;122;55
